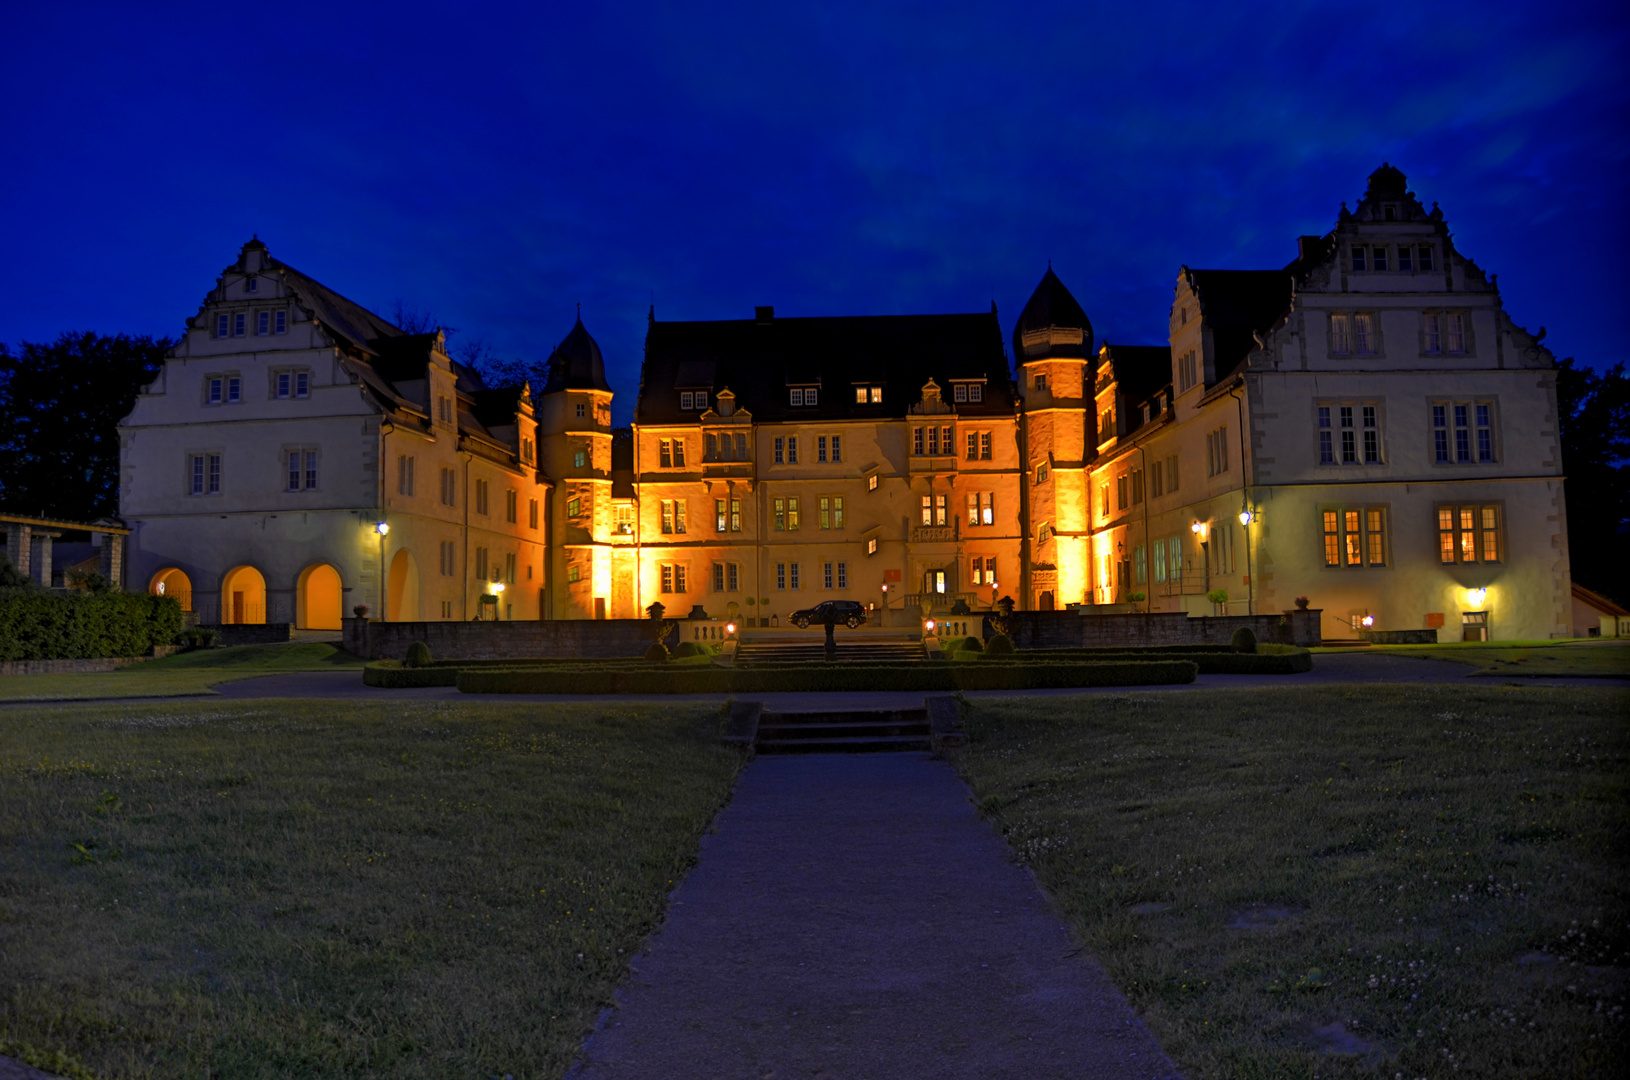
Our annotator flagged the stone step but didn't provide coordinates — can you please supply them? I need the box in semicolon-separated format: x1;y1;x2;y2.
757;720;931;740
754;709;931;754
755;734;931;754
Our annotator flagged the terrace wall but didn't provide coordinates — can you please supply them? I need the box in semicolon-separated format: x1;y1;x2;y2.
343;618;676;661
991;608;1322;649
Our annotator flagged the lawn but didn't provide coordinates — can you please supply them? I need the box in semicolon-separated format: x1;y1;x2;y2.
1314;640;1630;678
0;698;743;1079
951;685;1629;1079
0;642;367;701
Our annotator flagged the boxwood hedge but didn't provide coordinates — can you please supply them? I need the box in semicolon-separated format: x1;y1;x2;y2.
362;661;460;687
456;660;1198;695
0;590;183;661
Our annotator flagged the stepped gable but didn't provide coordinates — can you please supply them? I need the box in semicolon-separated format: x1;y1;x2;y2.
637;308;1011;426
1014;267;1093;361
1098;342;1172;402
542;312;612;393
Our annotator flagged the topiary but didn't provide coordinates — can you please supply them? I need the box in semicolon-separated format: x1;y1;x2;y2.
404;641;432;668
672;640;702;657
1231;626;1258;654
958;635;984;653
984;633;1014;656
644;641;670;662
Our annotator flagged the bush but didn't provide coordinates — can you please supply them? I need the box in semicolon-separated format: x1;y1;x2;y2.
672;640;703;658
1206;588;1230;606
178;626;220;650
1231;626;1258;654
956;635;984;653
644;642;670;662
458;660;1198;695
404;641;433;668
985;633;1014;656
0;590;183;661
363;661;459;688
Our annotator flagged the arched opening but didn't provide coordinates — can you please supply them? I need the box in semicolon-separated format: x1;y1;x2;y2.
1039;590;1055;611
148;567;192;612
297;563;343;630
387;548;421;622
221;565;267;624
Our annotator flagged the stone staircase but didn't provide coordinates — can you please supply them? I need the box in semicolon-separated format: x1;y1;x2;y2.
754;708;932;754
734;638;923;665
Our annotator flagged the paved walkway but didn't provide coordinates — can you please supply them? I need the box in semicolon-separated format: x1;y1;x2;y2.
570;752;1178;1080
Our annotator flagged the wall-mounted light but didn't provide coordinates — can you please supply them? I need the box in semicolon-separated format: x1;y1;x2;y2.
490;582;505;595
1360;614;1375;627
1466;587;1487;608
924;618;936;632
725;621;737;636
1239;509;1253;526
1191;520;1209;541
374;521;390;536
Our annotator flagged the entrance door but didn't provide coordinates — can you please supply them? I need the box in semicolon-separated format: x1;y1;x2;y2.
925;570;946;594
232;591;245;624
1462;611;1488;642
595;597;607;620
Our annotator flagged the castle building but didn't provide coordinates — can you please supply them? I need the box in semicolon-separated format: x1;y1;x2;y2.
119;166;1571;641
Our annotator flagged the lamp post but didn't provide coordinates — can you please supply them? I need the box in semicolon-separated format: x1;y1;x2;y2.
1238;506;1255;616
1190;519;1210;597
375;521;390;621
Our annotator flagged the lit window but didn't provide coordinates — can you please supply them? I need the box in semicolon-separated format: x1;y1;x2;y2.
568;564;581;583
867;474;878;492
1322;506;1387;567
855;386;867;403
574;449;587;468
1438;505;1502;564
866;538;878;555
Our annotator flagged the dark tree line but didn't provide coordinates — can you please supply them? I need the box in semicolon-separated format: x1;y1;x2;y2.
0;332;172;522
1555;358;1630;605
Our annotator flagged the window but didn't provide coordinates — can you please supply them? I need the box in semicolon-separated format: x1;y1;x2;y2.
659;439;674;467
440;467;456;507
1131;468;1145;505
505;553;517;585
1322;507;1389;567
233;313;246;337
216;314;229;338
854;385;882;403
521;438;534;465
818;495;844;529
1166;454;1179;493
439;540;456;576
568;564;581;584
1355;313;1375;354
1035;463;1050;485
1435;401;1496;464
275;310;287;334
660;499;685;534
786;496;799;528
952;382;983;403
1372;246;1388;272
824;562;834;589
776;563;786;590
257;310;270;335
614;505;633;534
1398;246;1413;272
660;564;677;593
1423;311;1467;355
830;435;840;462
474;547;489;580
966;493;994;526
1169;535;1184;581
436;395;453;423
529;498;539;529
1151;461;1165;498
855;386;868;403
574;448;588;469
970;556;995;585
568;496;582;518
1318;406;1334;464
505;489;518;524
189;453;222;495
817;436;827;463
1352;246;1366;272
1446;313;1466;354
712;562;741;592
475;479;489;515
790;387;818;406
783;437;798;464
246;277;258;293
773;437;784;464
1331;313;1351;354
919;493;948;527
1116;474;1128;510
396;454;415;496
866;537;878;555
1033;373;1048;392
285;448;318;491
1153;539;1167;584
1099;482;1110;518
1438;505;1502;564
574;402;586;419
1419;246;1435;271
867;473;879;492
680;392;693;410
714;498;741;533
913;427;924;455
1206;427;1229;477
273;370;309;398
837;562;847;589
1134;544;1146;585
1178;350;1197;391
789;562;800;589
968;384;982;403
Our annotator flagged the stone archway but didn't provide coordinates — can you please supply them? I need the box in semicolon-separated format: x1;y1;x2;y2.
148;567;192;612
297;563;343;630
387;548;421;622
221;565;267;624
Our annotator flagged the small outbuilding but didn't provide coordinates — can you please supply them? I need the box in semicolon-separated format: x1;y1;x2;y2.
1571;582;1629;638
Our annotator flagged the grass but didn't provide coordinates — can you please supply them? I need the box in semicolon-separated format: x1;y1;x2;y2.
950;685;1629;1079
1320;640;1630;678
0;698;743;1078
0;642;367;701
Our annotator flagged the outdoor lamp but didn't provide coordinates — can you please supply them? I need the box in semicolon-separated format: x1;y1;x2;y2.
374;521;390;536
1361;614;1375;627
1239;509;1253;526
924;618;936;632
1467;587;1487;608
725;622;737;635
491;582;505;594
1191;520;1208;541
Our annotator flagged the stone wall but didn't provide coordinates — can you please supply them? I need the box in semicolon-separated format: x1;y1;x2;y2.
989;608;1322;649
0;656;148;676
199;623;294;646
343;618;676;661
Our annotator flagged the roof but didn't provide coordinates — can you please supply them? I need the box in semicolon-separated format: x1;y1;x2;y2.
1573;582;1629;618
259;246;403;356
1185;268;1294;384
636;310;1014;425
1014;267;1092;360
542;314;612;393
1099;343;1172;403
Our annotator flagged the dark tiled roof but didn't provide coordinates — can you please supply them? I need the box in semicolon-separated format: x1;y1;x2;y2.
637;311;1013;425
542;316;611;393
1014;267;1093;360
269;256;402;355
1100;343;1172;403
1186;269;1294;382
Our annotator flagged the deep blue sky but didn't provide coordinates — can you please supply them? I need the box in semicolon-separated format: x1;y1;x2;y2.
3;1;1626;425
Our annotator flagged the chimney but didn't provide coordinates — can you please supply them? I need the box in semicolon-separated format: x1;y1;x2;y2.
755;306;774;324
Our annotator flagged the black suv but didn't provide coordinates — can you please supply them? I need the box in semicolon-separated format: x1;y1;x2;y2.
789;600;869;629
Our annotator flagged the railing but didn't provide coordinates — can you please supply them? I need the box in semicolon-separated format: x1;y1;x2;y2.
910;525;957;543
901;591;979;610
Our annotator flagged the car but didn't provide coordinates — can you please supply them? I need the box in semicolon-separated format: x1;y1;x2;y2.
790;600;869;629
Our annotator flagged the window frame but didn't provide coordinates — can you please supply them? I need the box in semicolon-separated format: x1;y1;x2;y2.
1320;505;1391;569
1437;503;1503;565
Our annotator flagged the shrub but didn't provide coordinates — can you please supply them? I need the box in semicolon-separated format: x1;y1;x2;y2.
363;661;459;688
1206;588;1230;606
644;642;670;662
0;590;183;661
179;627;220;650
672;640;703;658
404;641;433;668
957;635;984;653
985;633;1014;656
1231;626;1258;654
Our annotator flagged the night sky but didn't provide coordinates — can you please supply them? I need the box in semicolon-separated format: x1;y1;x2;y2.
4;1;1625;426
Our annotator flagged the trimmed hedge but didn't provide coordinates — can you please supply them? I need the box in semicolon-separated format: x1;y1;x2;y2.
979;647;1312;675
0;590;183;661
363;661;460;688
457;660;1197;695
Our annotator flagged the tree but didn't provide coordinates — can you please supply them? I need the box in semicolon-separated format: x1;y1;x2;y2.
389;300;542;389
1555;358;1630;605
0;332;172;521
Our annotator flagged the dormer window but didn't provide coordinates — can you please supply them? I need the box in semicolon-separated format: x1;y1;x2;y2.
951;382;984;404
679;390;709;410
246;276;258;292
790;387;818;406
854;385;882;404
